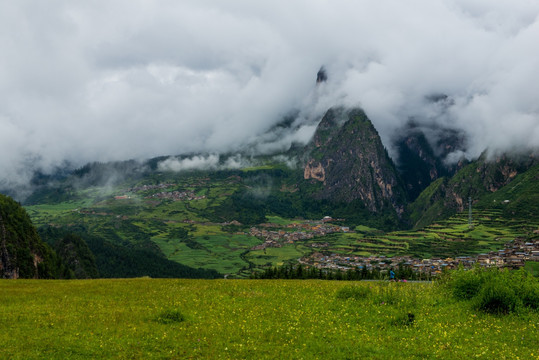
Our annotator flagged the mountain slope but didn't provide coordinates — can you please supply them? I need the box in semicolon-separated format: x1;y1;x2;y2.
393;123;466;201
38;225;223;279
409;153;537;228
302;107;407;216
0;194;67;278
478;162;539;219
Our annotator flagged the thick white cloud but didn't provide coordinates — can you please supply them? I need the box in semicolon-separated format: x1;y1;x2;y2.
157;154;252;172
1;0;538;188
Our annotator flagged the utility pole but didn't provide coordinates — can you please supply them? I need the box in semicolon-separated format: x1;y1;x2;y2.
468;197;473;229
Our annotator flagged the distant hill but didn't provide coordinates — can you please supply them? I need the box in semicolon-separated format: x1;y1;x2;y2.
478;162;539;219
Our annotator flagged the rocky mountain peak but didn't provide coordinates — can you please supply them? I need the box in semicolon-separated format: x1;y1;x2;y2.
302;107;407;215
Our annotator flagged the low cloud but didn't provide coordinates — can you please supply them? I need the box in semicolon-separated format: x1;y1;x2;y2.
157;154;254;172
158;154;221;172
1;1;538;191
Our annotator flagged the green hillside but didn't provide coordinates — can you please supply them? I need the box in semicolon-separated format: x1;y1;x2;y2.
408;153;537;229
477;163;539;219
0;194;68;279
16;119;538;278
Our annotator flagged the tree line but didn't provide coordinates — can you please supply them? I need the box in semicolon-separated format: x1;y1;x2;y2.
251;263;433;281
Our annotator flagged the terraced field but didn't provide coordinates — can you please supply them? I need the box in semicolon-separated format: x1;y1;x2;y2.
254;207;539;268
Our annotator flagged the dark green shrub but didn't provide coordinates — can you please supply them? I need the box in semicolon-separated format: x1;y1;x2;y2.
155;309;185;324
513;271;539;309
336;285;372;300
473;281;522;314
444;267;539;314
519;283;539;309
449;268;486;300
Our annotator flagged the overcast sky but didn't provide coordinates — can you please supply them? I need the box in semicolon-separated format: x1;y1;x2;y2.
1;0;538;188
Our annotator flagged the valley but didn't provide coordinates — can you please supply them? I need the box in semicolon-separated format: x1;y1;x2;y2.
23;162;539;278
4;108;537;280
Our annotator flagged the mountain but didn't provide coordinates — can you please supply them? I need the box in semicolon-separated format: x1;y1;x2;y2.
393;122;467;201
301;107;407;216
408;152;537;228
0;194;68;279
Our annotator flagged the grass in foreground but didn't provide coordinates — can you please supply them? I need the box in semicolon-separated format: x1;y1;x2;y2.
0;278;538;359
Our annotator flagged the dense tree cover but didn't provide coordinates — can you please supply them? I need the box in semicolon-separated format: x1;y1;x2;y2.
39;227;98;279
0;194;70;279
211;185;404;230
252;263;428;281
38;225;221;279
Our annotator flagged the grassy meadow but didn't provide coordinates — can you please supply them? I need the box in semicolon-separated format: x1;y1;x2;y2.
1;278;538;359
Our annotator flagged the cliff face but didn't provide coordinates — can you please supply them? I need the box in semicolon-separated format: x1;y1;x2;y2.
0;194;56;279
302;107;407;215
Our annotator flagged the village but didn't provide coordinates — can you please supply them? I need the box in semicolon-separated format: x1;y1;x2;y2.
299;237;539;277
249;217;350;250
147;190;206;201
113;182;209;202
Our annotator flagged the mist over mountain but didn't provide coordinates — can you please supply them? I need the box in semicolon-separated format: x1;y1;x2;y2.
1;1;539;192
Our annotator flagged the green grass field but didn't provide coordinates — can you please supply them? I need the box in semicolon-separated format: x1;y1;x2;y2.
1;278;537;359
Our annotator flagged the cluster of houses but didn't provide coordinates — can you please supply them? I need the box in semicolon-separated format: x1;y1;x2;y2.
250;219;350;251
147;190;206;201
112;180;214;203
125;183;175;193
299;237;539;277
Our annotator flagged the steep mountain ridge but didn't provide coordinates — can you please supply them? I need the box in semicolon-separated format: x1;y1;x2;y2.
393;123;467;201
302;107;407;216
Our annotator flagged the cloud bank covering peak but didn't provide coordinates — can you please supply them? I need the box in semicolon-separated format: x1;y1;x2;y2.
1;0;538;188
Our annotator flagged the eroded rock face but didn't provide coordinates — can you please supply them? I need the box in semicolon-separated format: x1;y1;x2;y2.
304;160;326;183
